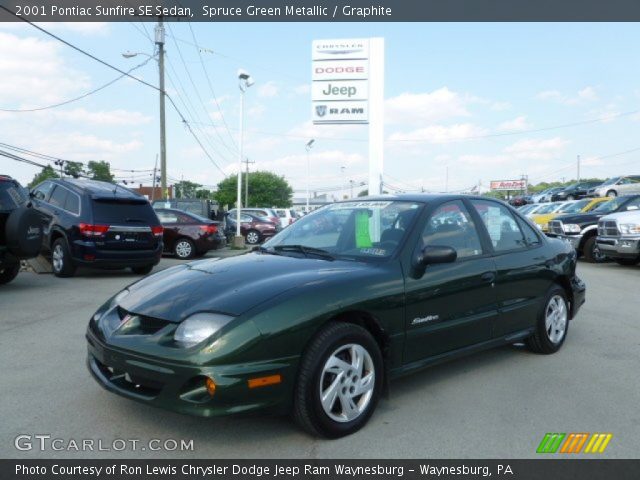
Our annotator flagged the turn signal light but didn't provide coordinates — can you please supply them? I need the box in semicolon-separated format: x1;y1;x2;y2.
248;374;282;389
205;377;216;397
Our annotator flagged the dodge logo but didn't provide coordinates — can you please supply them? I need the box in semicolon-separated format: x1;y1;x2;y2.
315;105;327;117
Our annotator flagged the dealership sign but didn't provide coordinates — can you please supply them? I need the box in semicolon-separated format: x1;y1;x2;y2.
490;180;527;191
312;38;369;124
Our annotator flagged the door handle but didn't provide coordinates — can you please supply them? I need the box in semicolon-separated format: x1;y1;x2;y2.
480;272;496;283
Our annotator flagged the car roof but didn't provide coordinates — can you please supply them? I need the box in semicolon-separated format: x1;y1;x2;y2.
333;193;502;204
54;178;144;200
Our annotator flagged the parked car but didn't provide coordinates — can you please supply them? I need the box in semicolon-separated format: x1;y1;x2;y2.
507;195;532;207
155;208;226;259
547;194;640;263
550;181;603;202
274;208;298;229
0;175;43;285
30;178;163;277
587;175;640;198
87;194;585;438
531;198;610;232
228;207;280;227
596;209;640;265
224;212;279;245
152;198;220;221
531;187;563;203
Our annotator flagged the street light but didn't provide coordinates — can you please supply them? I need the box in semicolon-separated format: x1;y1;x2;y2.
305;139;315;213
234;69;254;248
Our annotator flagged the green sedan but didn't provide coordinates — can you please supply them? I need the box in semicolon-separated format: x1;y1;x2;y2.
87;195;585;438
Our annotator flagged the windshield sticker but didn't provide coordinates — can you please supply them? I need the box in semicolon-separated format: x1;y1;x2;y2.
359;248;387;256
330;201;393;210
355;211;373;248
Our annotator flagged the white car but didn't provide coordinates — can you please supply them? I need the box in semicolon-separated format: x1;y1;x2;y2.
274;208;298;228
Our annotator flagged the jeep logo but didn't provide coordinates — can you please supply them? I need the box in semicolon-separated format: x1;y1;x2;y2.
321;83;357;97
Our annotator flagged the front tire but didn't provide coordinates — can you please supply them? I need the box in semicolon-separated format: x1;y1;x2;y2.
0;260;20;285
51;238;76;278
293;322;383;438
526;286;569;354
583;236;606;263
606;190;617;198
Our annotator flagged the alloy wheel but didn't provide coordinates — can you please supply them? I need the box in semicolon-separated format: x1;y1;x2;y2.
545;295;568;344
175;240;193;259
246;231;260;244
319;344;375;423
52;244;64;272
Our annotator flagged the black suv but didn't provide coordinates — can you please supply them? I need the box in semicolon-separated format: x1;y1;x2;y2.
550;181;602;202
0;175;44;285
30;178;163;277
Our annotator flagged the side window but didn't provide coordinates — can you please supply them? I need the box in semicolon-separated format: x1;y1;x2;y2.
470;200;527;252
32;181;54;201
421;201;483;259
63;192;80;215
177;213;193;223
516;217;541;246
240;214;252;222
157;211;178;223
48;186;68;209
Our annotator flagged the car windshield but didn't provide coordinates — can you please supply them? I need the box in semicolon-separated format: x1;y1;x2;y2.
560;200;590;213
262;200;422;260
592;197;627;213
600;177;620;186
536;203;560;214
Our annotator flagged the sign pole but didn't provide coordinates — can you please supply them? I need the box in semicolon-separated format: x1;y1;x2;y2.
368;38;384;197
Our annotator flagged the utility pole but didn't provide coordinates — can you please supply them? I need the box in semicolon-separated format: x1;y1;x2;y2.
243;157;255;208
577;155;581;183
155;17;167;199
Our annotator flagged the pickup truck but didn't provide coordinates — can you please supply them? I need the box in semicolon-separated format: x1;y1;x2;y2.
596;210;640;265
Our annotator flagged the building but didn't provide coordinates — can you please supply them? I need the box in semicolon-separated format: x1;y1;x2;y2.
134;184;173;201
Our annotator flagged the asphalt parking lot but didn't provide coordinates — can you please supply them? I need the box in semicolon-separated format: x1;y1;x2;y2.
1;254;638;459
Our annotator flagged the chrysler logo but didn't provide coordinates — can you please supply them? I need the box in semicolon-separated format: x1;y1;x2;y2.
315;105;327;117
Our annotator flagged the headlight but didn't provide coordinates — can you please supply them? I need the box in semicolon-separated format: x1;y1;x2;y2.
563;224;581;233
174;313;234;347
619;223;640;235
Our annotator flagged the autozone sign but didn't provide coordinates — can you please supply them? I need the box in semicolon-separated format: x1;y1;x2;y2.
490;180;527;191
312;38;369;124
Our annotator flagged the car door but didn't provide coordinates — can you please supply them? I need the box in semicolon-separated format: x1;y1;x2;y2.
619;176;640;195
468;199;551;338
156;210;179;251
403;200;498;364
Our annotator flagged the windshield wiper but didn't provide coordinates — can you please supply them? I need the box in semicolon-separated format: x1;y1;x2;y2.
255;246;282;256
273;244;335;261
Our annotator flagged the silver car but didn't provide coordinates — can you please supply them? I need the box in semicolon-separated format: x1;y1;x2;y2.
588;176;640;198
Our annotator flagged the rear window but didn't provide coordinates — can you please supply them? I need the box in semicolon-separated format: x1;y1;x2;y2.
92;199;159;224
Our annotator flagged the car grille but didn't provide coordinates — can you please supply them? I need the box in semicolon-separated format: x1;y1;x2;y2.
598;220;619;237
548;220;564;235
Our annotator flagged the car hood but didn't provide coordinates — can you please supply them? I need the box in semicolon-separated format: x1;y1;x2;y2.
119;252;371;321
553;213;602;225
599;211;640;222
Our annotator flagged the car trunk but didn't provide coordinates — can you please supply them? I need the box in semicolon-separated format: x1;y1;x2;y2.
91;198;160;251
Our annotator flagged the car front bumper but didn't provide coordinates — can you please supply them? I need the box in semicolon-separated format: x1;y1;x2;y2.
596;236;640;259
86;329;298;417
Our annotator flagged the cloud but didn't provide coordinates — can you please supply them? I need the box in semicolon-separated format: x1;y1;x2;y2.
257;81;279;98
294;84;310;95
385;87;475;125
536;87;599;106
387;123;489;144
503;137;569;160
50;108;152;126
498;116;531;132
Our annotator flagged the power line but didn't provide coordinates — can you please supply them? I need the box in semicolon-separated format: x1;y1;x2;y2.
0;56;153;112
0;149;48;169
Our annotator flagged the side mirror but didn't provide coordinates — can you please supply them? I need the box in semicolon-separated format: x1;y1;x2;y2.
412;245;457;278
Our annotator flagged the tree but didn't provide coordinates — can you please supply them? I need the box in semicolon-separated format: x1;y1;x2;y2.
63;161;84;178
195;188;214;200
87;161;114;182
28;165;59;188
174;180;202;199
215;171;293;208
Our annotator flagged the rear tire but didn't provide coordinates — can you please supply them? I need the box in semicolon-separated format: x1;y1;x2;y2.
614;258;640;266
606;190;617;198
51;238;76;278
131;264;153;275
293;322;383;438
583;236;606;263
245;230;261;245
526;285;569;354
0;260;20;285
174;238;195;259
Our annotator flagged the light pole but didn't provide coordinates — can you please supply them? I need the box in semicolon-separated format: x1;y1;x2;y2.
234;69;254;248
341;166;346;199
305;139;314;213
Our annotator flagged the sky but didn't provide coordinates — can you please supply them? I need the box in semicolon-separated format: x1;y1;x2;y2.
1;21;640;200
